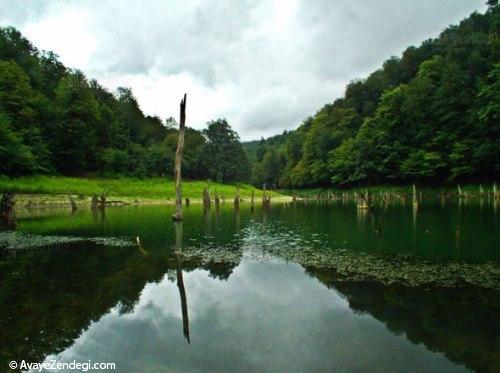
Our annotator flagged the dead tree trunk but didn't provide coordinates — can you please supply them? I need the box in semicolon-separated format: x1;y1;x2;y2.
234;187;240;208
0;193;16;230
412;184;418;209
250;190;255;212
91;194;99;210
203;187;211;213
69;195;77;211
262;189;271;208
173;93;187;221
357;191;371;210
214;191;220;209
99;192;107;210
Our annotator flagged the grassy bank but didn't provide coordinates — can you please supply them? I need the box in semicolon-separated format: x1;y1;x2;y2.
0;176;282;200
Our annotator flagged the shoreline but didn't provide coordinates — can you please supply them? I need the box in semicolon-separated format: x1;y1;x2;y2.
7;193;294;210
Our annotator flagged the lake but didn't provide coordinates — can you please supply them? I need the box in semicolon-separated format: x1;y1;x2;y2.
0;199;498;372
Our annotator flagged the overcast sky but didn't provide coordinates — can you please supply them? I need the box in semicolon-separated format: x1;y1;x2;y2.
0;0;487;140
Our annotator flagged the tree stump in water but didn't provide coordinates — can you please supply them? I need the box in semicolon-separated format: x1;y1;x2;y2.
185;198;190;206
91;194;99;209
0;193;16;230
203;187;211;213
234;187;240;208
99;192;107;210
357;191;372;210
214;191;220;209
69;195;78;211
262;190;271;208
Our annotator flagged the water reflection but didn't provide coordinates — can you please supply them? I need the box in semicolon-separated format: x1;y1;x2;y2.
0;201;498;372
174;222;190;344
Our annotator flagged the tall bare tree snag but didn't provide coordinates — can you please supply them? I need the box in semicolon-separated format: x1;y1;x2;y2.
173;93;187;222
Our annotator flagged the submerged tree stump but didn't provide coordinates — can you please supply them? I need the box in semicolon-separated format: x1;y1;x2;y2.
91;194;99;210
203;187;211;213
69;195;78;211
412;184;419;209
234;187;240;208
214;191;220;209
0;193;16;230
357;191;372;210
250;190;255;212
262;189;271;208
173;93;187;222
99;192;108;210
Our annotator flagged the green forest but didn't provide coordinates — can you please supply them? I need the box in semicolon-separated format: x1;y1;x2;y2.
0;28;250;182
0;3;499;189
250;4;499;188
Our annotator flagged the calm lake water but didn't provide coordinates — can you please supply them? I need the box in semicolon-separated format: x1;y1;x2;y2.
0;200;498;372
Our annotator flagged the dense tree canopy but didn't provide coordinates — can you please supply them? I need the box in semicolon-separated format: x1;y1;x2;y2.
249;4;499;188
0;27;248;182
198;119;250;183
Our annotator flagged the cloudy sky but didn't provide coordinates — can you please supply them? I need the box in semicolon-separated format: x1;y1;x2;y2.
0;0;487;140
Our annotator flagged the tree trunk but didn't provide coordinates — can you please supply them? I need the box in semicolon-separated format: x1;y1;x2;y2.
0;193;16;230
234;187;240;208
91;194;99;209
412;184;418;209
214;191;220;209
99;192;107;210
69;195;78;211
203;187;211;213
173;93;187;221
262;188;271;208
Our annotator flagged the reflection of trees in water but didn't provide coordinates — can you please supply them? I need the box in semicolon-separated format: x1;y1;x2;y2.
0;238;238;366
4;204;497;371
0;244;165;365
304;267;500;373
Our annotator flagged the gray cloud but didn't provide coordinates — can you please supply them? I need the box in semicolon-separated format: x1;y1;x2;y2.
0;0;50;26
299;0;488;80
0;0;487;140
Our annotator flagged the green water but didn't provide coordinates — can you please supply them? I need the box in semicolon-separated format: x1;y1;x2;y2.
0;200;498;372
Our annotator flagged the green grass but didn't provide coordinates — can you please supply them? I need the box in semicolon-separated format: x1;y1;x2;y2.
0;175;282;199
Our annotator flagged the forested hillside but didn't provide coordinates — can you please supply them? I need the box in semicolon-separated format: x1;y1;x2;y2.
1;4;499;189
250;4;499;188
0;28;249;182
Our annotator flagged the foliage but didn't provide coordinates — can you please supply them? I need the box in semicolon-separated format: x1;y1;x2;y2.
199;119;251;183
249;5;500;187
0;27;250;183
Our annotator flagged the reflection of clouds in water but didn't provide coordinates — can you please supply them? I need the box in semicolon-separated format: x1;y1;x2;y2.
38;262;466;372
